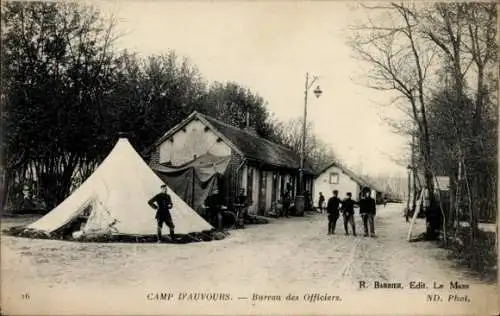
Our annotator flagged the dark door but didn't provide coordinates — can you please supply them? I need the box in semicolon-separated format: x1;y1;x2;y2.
258;170;267;215
280;174;285;200
271;173;278;204
247;166;254;207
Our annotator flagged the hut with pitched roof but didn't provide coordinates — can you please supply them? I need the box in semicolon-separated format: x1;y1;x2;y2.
144;111;315;216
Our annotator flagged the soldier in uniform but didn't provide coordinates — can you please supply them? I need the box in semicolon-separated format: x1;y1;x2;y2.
359;188;377;237
326;190;341;234
341;192;357;236
148;184;175;243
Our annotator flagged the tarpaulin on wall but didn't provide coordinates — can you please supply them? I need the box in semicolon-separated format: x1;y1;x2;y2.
153;153;231;213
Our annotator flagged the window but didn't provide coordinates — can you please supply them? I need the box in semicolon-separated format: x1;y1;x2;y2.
329;172;339;184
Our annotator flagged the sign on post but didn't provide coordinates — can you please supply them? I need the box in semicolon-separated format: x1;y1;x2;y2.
434;176;450;191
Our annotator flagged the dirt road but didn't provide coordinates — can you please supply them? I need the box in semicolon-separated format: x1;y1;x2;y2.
1;203;497;315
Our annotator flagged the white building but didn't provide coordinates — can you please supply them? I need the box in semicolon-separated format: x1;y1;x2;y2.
313;162;382;206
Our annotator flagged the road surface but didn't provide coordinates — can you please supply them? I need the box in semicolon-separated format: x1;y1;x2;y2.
1;203;497;315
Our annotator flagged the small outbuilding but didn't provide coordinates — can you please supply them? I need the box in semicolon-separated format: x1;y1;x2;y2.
313;162;384;205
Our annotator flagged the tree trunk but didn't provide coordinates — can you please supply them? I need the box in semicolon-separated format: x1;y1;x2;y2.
411;135;417;213
424;168;440;240
422;132;440;240
0;168;12;212
470;174;479;241
468;64;485;241
407;169;411;217
448;175;456;230
412;170;417;213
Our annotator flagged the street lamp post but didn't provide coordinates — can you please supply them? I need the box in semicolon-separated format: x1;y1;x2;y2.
296;72;322;216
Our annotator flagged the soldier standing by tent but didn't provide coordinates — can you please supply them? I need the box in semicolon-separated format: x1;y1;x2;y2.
148;184;175;243
326;190;341;234
341;192;357;236
359;188;377;237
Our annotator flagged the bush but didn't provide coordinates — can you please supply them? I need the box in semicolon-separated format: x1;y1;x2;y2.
447;227;497;282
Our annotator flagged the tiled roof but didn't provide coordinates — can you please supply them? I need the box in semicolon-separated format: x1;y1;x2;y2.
198;113;315;174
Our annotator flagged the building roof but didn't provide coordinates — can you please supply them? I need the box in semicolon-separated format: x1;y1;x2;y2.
318;162;384;192
151;111;316;174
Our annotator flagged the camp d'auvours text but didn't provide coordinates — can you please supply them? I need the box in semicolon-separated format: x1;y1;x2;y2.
147;292;231;301
358;281;470;290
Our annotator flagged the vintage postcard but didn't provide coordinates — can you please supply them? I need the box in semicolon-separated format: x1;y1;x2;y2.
1;1;498;315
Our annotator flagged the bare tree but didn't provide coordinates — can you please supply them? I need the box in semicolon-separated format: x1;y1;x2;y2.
421;3;497;240
273;117;339;171
349;2;442;239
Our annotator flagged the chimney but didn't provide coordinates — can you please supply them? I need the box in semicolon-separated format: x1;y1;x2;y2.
244;111;257;135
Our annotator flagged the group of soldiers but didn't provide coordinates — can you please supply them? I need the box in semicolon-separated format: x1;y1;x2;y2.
147;183;378;243
317;188;377;237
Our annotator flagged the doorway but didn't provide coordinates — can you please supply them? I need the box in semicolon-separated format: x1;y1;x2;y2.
258;170;267;215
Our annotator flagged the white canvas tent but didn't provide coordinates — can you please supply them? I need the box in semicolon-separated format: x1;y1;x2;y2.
25;138;213;238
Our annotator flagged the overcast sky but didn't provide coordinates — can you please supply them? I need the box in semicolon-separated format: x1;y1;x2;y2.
93;0;409;176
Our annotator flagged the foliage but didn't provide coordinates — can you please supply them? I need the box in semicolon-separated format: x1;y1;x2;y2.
2;1;118;208
105;51;207;154
197;81;277;140
1;1;331;211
